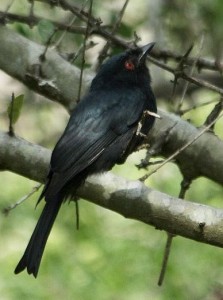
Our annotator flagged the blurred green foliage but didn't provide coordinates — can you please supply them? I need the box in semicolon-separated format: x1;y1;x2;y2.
0;0;223;299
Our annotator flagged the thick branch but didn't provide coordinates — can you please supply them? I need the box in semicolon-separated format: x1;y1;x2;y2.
0;25;92;110
152;111;223;184
1;130;223;248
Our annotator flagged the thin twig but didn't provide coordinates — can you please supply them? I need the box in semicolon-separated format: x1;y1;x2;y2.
176;33;205;113
77;0;93;103
70;41;97;63
158;232;174;286
2;184;42;216
8;92;15;136
96;0;129;69
158;178;191;286
39;1;90;61
5;0;15;13
179;98;219;115
40;30;58;61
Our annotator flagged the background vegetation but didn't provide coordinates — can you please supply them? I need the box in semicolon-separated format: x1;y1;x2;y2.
0;0;223;299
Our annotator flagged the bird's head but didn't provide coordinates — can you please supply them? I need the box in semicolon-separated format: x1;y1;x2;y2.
91;43;155;90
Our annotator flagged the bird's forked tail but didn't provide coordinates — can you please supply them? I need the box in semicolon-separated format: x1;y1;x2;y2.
14;194;63;277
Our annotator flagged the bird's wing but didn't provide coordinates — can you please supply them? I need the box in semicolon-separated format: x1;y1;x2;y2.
47;89;147;194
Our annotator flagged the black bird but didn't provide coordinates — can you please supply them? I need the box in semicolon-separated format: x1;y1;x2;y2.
14;43;157;277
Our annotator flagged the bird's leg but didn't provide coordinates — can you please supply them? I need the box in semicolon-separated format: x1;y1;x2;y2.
136;110;161;138
144;110;161;119
136;120;147;138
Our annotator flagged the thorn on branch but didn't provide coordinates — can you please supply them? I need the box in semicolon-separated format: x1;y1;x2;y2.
179;44;194;69
199;222;206;233
203;98;223;131
25;71;59;102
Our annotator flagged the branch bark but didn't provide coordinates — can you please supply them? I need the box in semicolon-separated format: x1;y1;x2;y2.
1;130;223;248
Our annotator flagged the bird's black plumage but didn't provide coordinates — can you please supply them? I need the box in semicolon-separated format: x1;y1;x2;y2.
14;43;157;277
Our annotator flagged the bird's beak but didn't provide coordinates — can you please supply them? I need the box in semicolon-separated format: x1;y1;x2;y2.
138;42;155;64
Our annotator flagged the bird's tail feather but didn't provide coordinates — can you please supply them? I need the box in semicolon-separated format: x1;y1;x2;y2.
14;194;63;277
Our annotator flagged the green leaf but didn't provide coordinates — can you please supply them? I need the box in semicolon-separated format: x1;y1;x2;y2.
7;94;24;125
37;19;55;43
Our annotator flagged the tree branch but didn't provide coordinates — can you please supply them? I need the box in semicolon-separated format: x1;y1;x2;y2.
0;25;92;111
150;111;223;185
1;130;223;248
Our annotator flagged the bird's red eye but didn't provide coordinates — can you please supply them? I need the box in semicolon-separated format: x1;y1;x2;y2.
124;60;135;71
